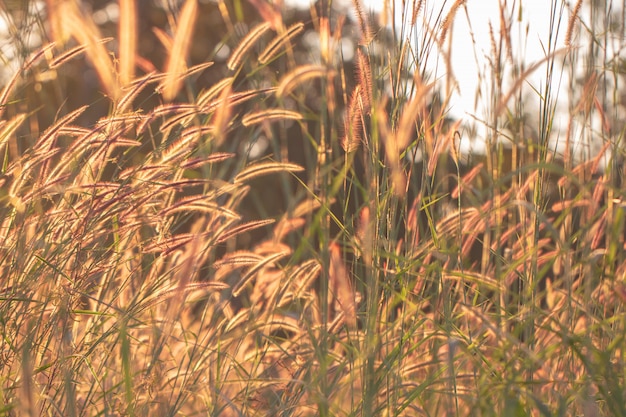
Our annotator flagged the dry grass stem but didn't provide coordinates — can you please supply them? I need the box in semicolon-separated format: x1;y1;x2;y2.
233;161;304;184
495;47;567;116
227;22;272;70
162;0;199;101
258;22;304;65
355;48;372;114
45;0;71;45
351;0;373;44
328;242;357;328
157;62;214;96
61;1;120;99
411;0;424;26
276;64;330;97
216;219;276;244
242;109;303;126
48;38;113;69
342;87;366;153
232;251;290;297
0;43;55;117
34;105;88;152
247;0;283;31
202;88;277;114
566;0;584;47
499;3;513;63
440;0;466;43
180;152;235;169
0;114;26;150
197;77;234;106
152;26;173;51
118;0;137;86
159;196;240;218
213;252;264;269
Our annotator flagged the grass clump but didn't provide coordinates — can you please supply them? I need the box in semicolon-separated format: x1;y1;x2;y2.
0;0;625;416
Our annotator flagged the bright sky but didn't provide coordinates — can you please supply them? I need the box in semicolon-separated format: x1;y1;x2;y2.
423;0;570;152
339;1;625;167
387;0;571;146
283;0;575;148
435;1;566;121
424;0;623;164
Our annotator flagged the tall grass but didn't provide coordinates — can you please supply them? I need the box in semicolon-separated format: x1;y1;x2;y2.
0;0;624;415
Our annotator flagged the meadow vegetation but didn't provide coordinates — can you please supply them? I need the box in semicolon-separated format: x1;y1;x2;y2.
0;0;625;415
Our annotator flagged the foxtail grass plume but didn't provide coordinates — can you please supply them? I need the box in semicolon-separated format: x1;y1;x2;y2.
258;22;304;64
227;22;272;70
162;0;198;101
118;0;137;86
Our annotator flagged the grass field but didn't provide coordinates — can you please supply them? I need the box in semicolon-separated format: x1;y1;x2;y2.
0;0;625;415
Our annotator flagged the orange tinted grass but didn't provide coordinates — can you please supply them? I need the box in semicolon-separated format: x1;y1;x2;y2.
426;123;455;177
213;251;264;270
136;104;199;133
241;108;303;126
201;88;277;113
196;77;234;107
33;105;88;152
63;2;120;99
180;152;235;169
143;233;196;254
162;0;198;101
159;111;203;134
210;82;233;146
158;195;240;218
328;242;357;328
258;22;305;65
565;0;584;47
95;113;148;129
227;21;272;70
351;0;373;44
0;114;27;151
118;163;171;181
117;72;162;112
273;218;306;242
8;147;62;194
56;126;93;136
354;48;372;113
216;219;276;244
180;125;216;139
157;62;214;96
21;173;72;202
232;251;290;297
451;163;484;199
233;161;304;184
118;0;137;86
276;64;330;97
289;259;321;297
254;241;292;256
152;26;173;52
143;282;229;310
255;315;301;336
0;47;54;123
247;0;283;31
440;0;466;44
160;136;200;163
49;38;113;69
343;87;366;153
154;179;212;190
224;308;255;333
